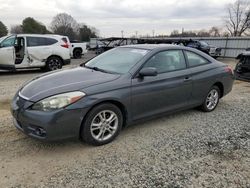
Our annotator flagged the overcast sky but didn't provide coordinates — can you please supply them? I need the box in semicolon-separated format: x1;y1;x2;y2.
0;0;235;37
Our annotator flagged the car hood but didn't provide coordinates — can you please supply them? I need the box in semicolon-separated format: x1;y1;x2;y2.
19;67;120;102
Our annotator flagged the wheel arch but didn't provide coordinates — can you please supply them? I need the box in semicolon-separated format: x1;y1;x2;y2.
73;47;83;53
79;99;128;139
213;82;224;98
46;55;64;65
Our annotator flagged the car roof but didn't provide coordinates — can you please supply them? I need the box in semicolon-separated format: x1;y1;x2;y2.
120;44;216;62
120;44;186;50
9;34;67;39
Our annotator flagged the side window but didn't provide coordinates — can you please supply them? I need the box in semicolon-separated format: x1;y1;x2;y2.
143;50;186;74
187;41;198;48
0;36;15;48
185;51;210;67
27;37;57;47
27;37;43;47
45;38;57;45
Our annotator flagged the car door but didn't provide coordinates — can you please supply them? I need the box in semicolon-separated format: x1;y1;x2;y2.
0;35;16;68
183;50;216;105
131;50;193;120
26;36;52;66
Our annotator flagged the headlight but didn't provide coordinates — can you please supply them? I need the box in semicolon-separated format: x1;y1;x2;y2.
32;91;85;111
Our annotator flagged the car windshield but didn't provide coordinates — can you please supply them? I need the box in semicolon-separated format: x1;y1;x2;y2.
85;47;149;74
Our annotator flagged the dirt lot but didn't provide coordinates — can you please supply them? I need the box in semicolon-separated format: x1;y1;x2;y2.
0;56;249;187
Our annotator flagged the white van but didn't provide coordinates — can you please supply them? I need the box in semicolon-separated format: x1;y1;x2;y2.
0;34;71;71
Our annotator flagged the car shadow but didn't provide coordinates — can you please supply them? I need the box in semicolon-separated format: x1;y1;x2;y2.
15;108;199;154
0;69;42;75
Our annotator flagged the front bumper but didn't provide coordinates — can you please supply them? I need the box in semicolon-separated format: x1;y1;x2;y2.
11;96;89;141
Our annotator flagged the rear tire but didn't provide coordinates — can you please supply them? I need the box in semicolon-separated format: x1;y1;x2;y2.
81;103;123;146
45;56;62;71
73;49;82;59
200;86;220;112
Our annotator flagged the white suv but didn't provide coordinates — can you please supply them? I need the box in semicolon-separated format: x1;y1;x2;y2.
0;34;71;71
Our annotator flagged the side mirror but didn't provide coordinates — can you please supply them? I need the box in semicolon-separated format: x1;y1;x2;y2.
139;67;158;77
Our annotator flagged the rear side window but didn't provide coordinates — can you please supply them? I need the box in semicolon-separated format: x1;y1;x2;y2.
185;51;210;67
27;37;57;47
45;38;58;45
143;50;186;73
62;37;68;43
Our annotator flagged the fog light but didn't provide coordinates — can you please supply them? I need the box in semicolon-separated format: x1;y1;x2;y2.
34;128;46;137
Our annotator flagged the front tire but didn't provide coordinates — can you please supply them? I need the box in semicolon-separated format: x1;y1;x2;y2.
81;103;123;146
200;86;220;112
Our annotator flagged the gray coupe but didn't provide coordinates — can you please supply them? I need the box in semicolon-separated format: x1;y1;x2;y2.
11;44;234;145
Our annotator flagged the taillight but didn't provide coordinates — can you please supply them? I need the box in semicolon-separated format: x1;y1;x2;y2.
61;43;69;48
225;66;233;75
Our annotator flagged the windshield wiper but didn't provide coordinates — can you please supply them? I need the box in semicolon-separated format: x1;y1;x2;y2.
84;65;120;74
84;65;104;72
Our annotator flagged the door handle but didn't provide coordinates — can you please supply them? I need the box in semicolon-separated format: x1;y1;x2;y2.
184;77;192;82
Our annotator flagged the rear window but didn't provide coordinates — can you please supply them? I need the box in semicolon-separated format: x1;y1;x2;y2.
27;37;58;47
241;56;250;65
62;37;68;43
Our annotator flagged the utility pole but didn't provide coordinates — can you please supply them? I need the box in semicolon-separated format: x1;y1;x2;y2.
152;30;155;38
121;30;124;38
135;31;138;38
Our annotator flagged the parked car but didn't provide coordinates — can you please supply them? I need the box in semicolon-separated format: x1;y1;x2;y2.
235;50;250;81
70;40;88;59
186;40;210;54
0;34;71;71
11;45;234;145
208;45;222;59
186;40;221;58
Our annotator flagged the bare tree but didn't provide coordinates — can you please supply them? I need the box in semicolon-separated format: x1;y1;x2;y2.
50;13;79;39
225;0;250;36
209;26;221;37
170;30;180;37
10;25;23;34
197;30;210;37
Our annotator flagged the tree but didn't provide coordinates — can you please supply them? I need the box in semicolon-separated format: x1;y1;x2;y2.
0;21;8;37
225;0;250;36
51;13;79;40
22;17;49;34
10;25;23;34
209;27;221;37
78;24;98;41
197;30;210;37
170;30;180;37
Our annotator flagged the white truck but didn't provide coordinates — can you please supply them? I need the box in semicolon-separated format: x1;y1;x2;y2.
70;40;88;59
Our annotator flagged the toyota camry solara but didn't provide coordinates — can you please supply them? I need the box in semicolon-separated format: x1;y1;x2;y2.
11;45;234;145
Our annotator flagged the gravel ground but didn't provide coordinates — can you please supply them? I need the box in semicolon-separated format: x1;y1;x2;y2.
0;56;249;187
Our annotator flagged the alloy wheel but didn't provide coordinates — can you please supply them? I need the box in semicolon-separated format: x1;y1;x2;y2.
206;89;219;110
48;58;61;70
90;110;119;141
